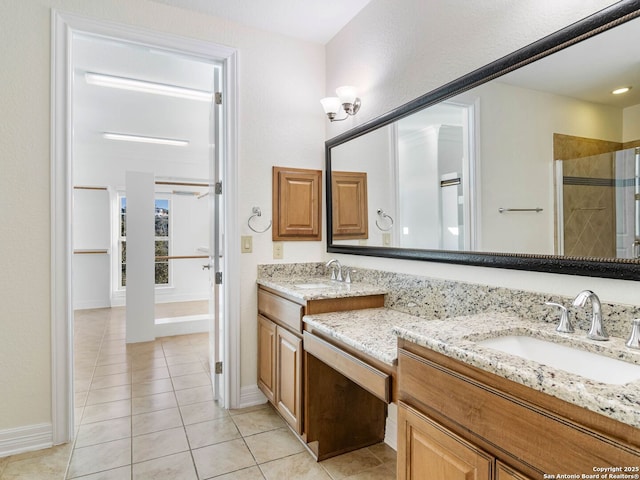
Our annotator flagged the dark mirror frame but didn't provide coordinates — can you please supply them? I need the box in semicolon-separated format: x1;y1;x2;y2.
326;1;640;281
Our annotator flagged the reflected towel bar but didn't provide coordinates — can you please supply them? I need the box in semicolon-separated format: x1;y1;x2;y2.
155;255;208;260
498;207;543;213
375;208;394;231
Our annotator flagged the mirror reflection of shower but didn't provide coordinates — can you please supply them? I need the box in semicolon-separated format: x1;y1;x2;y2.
555;145;640;259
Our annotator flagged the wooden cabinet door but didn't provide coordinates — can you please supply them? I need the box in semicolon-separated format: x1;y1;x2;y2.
398;403;493;480
496;462;533;480
257;315;277;404
276;326;303;433
272;166;322;240
332;171;368;239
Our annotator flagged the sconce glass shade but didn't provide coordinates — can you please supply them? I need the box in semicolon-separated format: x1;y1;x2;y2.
336;85;358;105
321;86;361;122
320;96;341;115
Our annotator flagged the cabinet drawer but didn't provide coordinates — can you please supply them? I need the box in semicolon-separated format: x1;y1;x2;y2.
303;331;390;402
258;289;304;332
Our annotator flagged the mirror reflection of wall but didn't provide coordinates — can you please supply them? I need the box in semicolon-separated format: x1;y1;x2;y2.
331;102;473;250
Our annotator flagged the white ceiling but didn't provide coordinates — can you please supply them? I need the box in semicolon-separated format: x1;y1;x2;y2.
147;0;373;44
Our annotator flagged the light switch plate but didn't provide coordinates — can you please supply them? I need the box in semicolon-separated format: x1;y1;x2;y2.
241;235;253;253
273;242;283;259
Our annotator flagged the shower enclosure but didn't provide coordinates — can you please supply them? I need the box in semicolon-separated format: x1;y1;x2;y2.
555;146;640;259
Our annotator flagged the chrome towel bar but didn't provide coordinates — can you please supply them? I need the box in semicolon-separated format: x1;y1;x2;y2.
498;207;543;213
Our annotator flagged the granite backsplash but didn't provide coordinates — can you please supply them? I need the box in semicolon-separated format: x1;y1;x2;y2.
257;262;640;339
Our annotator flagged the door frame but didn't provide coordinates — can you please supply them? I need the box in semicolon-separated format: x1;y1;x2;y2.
51;10;240;445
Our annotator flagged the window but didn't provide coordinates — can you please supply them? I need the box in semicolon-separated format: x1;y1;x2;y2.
119;196;170;287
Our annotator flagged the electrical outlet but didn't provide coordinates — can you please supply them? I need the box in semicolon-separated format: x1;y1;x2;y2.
382;233;391;246
241;235;253;253
273;242;283;259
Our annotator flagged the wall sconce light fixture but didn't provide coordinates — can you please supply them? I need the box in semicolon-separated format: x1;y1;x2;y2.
321;86;361;122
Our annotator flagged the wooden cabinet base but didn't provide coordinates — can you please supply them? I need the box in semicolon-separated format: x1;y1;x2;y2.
305;351;387;461
398;339;640;478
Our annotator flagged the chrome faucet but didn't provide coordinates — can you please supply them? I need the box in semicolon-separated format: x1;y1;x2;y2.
325;259;343;282
545;302;574;333
572;290;609;341
626;319;640;350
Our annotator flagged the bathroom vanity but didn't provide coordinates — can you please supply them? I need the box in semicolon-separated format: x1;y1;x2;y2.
256;276;387;458
393;316;640;479
257;264;640;477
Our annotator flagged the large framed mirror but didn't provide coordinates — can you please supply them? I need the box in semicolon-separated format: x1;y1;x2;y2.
326;1;640;280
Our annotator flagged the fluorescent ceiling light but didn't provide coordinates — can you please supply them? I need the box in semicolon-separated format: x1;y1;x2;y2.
612;86;631;95
103;132;189;147
85;72;213;102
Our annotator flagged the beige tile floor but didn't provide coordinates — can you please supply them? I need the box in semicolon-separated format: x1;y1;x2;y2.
0;306;396;479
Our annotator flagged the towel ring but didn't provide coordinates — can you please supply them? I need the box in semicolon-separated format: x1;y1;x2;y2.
248;206;272;233
375;208;394;231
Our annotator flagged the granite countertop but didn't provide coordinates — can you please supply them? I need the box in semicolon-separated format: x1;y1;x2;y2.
257;276;388;301
303;308;640;429
304;307;420;366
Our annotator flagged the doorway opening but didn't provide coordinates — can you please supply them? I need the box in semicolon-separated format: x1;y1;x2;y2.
52;11;239;445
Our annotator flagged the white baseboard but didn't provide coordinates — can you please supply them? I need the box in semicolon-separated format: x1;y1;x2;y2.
237;384;267;409
73;299;111;310
0;423;53;458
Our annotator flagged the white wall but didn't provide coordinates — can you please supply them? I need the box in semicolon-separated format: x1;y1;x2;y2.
72;188;111;308
623;104;640;142
325;0;640;305
125;171;156;343
0;0;324;435
398;126;440;248
466;81;622;254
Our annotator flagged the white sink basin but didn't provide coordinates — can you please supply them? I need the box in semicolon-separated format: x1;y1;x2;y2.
477;335;640;385
293;282;332;289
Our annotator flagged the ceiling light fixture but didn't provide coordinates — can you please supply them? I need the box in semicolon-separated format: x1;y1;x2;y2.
612;86;632;95
85;72;213;102
103;132;189;147
321;85;361;122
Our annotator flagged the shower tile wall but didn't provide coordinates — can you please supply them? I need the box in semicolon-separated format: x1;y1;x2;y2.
553;133;621;258
562;152;616;257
